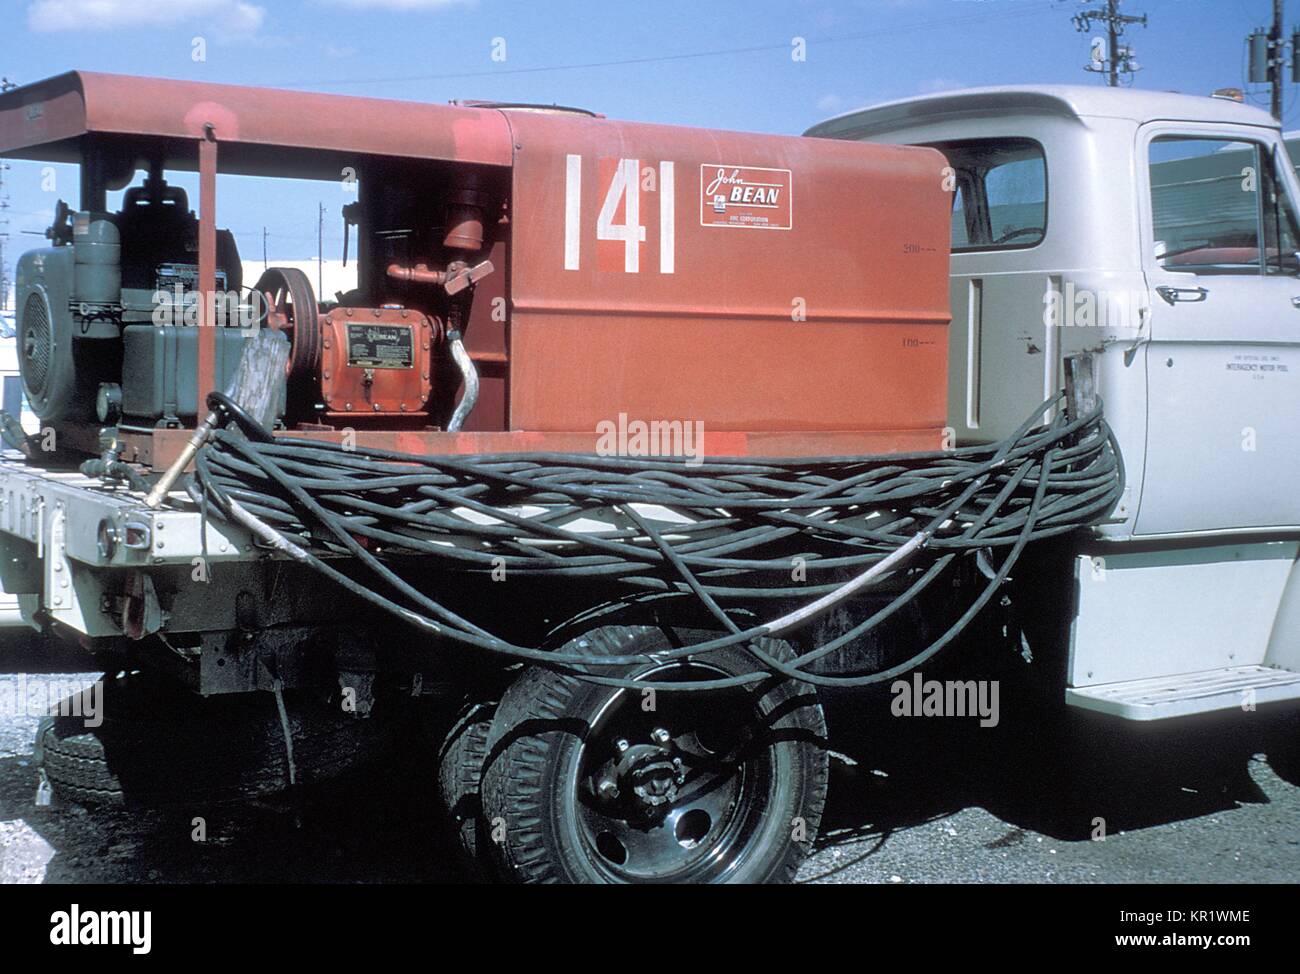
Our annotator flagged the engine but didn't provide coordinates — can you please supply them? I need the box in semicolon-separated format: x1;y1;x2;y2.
14;166;478;448
16;170;259;429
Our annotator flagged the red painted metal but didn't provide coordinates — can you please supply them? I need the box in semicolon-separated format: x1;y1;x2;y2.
0;71;514;173
197;130;218;415
122;426;947;470
2;72;953;462
501;111;950;437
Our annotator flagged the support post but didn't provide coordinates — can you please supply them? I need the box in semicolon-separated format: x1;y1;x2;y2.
79;139;106;212
197;125;218;418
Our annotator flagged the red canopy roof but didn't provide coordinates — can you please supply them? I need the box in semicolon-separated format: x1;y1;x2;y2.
0;71;514;178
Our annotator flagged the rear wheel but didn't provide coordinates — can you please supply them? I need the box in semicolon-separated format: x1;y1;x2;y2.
436;699;497;878
481;626;829;884
38;672;388;807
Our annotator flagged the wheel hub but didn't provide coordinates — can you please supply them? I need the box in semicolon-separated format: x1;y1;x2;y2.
571;665;778;883
600;730;687;814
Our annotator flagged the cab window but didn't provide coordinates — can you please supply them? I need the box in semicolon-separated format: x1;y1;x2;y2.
1149;136;1300;276
928;138;1047;252
951;185;971;248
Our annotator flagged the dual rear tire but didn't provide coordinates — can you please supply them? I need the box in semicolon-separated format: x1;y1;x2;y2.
437;625;829;884
39;673;389;807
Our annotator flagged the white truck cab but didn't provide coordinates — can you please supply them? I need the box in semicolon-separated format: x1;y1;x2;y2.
809;86;1300;718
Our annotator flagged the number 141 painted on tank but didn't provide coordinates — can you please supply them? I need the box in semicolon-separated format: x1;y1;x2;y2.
564;155;675;275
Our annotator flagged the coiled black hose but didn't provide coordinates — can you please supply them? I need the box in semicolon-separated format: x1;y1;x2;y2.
189;395;1123;690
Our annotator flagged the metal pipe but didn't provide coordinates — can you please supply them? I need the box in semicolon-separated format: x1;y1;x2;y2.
144;410;218;508
447;334;479;432
386;262;446;285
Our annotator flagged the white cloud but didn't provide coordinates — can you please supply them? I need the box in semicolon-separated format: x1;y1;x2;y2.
225;1;265;34
27;0;265;35
817;93;844;113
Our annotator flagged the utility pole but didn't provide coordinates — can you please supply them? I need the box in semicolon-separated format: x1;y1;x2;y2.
1274;0;1285;120
1248;4;1296;121
0;161;10;314
317;203;325;296
0;80;16;314
1074;0;1147;86
262;226;268;270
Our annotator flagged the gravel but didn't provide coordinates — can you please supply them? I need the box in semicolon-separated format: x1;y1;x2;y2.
0;634;1296;885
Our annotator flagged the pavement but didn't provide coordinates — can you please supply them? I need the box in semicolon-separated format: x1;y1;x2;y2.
0;632;1296;884
797;703;1300;883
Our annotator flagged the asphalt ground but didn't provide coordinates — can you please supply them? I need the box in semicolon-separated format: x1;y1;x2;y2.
0;632;1296;884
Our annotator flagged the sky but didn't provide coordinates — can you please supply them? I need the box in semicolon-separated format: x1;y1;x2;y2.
0;0;1282;284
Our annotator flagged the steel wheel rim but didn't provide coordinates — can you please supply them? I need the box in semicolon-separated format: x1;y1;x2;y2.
566;662;776;883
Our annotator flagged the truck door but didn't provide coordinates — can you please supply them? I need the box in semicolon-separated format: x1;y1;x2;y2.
1136;124;1300;535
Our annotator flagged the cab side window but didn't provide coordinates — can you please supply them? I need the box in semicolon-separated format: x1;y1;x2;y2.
928;138;1047;252
1150;136;1300;276
951;185;971;249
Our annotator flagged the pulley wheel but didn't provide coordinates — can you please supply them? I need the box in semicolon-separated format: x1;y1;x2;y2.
254;266;322;382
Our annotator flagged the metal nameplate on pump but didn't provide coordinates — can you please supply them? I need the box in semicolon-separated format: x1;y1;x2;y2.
346;324;415;369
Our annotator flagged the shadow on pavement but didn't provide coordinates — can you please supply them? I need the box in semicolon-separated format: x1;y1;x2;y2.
0;744;470;883
816;697;1299;855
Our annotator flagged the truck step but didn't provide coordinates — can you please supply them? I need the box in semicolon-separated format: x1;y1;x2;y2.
1065;665;1300;720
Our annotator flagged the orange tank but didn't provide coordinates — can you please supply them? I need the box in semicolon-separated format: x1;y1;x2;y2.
501;111;951;447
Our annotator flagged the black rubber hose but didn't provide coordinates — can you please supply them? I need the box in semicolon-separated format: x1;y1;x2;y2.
188;394;1122;689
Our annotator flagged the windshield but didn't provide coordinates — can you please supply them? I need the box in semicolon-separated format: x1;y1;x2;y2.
1149;135;1300;276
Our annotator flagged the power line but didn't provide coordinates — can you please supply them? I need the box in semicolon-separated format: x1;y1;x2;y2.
264;1;1064;91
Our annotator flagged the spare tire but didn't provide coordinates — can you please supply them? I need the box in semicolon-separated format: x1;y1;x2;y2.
37;672;389;808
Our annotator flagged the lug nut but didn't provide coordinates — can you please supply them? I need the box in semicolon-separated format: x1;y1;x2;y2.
651;728;671;746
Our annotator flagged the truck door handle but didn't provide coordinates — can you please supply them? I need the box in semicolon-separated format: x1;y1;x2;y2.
1155;285;1208;305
